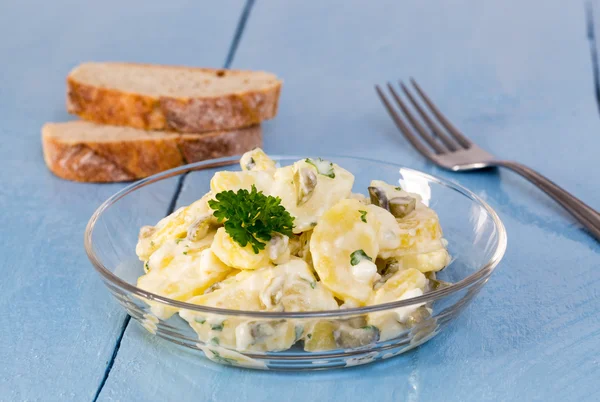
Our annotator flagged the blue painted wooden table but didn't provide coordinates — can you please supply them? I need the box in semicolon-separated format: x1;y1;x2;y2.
2;0;599;400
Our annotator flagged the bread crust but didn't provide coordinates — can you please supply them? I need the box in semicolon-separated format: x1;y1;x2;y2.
66;65;281;133
42;124;262;183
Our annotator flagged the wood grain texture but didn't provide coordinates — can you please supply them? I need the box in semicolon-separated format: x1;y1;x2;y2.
98;0;600;401
0;0;246;400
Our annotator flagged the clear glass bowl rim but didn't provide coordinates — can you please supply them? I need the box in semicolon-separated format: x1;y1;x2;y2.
85;154;507;319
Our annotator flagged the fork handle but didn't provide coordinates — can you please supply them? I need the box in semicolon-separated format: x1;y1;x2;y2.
495;160;600;241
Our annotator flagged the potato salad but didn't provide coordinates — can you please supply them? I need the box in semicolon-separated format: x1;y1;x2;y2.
135;149;450;354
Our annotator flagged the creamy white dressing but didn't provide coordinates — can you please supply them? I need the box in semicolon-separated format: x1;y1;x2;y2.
205;315;225;326
268;235;290;263
306;158;335;177
235;323;254;350
146;240;176;270
393;288;425;322
351;259;378;283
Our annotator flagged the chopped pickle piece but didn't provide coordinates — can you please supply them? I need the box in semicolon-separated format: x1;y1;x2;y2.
389;196;416;218
405;306;432;326
334;325;380;349
368;186;389;210
267;234;291;264
304;318;379;351
186;214;214;241
294;167;317;205
426;273;453;291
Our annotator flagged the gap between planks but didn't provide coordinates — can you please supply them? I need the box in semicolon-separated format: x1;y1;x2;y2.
91;1;257;400
586;1;600;115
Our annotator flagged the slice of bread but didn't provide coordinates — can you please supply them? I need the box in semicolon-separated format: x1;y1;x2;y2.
42;121;262;182
67;62;282;133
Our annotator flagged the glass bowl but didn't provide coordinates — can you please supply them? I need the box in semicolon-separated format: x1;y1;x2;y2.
85;155;507;370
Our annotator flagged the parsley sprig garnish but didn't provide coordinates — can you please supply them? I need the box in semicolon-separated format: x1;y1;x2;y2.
208;185;294;253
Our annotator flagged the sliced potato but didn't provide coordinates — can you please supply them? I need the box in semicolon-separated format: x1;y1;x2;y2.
211;227;271;270
180;258;337;352
368;268;428;341
240;147;277;172
210;170;274;194
310;199;380;304
379;205;445;258
138;246;231;319
270;159;354;233
280;276;338;313
136;193;214;261
397;248;450;273
370;268;427;305
264;257;338;312
364;204;402;252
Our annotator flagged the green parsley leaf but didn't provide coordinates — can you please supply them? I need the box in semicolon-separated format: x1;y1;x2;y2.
359;210;367;223
175;238;185;244
208;185;294;254
194;317;206;324
395;186;402;191
210;337;220;345
350;249;372;266
183;251;188;255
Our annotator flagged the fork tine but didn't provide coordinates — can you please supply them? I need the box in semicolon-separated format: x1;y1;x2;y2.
386;83;446;154
399;82;460;151
410;78;472;148
375;85;438;162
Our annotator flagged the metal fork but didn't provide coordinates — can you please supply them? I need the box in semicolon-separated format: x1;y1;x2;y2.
376;79;600;241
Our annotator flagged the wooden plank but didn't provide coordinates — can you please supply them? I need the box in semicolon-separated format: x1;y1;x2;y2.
0;0;246;400
100;0;600;401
